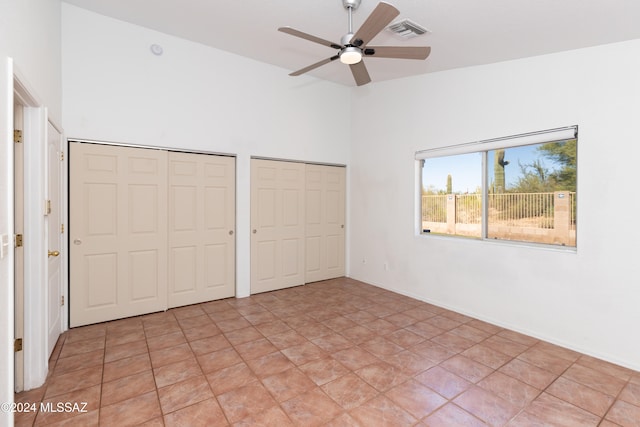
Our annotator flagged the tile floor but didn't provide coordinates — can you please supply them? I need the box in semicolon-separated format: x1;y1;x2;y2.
14;278;640;426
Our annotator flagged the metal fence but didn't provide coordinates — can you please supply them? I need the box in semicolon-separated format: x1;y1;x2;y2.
422;192;576;228
489;193;555;228
456;194;482;225
421;194;447;223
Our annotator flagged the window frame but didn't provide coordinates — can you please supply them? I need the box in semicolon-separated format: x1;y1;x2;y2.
416;126;578;250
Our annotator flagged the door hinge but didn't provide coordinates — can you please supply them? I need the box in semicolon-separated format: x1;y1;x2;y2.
15;234;23;248
14;338;23;352
60;151;65;161
14;129;23;143
45;199;51;215
61;224;65;234
61;296;65;306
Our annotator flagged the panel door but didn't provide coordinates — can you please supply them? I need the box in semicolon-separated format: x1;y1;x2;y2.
46;122;63;355
251;159;305;294
305;164;346;283
167;152;235;308
70;142;168;327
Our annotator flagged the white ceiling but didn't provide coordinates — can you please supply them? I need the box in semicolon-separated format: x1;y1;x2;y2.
62;0;640;87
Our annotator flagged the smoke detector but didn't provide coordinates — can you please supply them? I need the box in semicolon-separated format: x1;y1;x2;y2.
387;19;430;39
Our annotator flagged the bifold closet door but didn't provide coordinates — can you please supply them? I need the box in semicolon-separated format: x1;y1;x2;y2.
70;142;168;327
167;152;235;308
305;164;346;283
251;159;306;293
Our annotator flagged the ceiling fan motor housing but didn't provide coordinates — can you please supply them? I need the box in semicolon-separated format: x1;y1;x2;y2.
341;33;356;46
342;0;362;11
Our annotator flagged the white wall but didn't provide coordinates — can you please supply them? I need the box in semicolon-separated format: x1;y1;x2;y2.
0;0;62;422
1;1;62;124
61;4;351;298
349;39;640;370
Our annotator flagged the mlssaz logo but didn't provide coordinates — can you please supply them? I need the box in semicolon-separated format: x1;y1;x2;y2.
39;402;88;413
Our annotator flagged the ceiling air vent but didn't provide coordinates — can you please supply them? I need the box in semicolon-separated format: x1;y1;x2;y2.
386;19;430;39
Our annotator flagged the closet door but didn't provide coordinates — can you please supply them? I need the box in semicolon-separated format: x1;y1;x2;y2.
305;164;346;283
70;142;167;327
251;159;305;293
167;152;235;308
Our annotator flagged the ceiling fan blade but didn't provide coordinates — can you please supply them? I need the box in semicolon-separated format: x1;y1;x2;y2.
289;55;340;76
278;27;342;49
364;46;431;60
349;61;371;86
351;2;400;47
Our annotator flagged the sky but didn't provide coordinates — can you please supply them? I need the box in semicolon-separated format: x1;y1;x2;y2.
422;143;562;194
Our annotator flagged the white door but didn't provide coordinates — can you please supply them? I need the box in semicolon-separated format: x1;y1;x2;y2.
167;152;235;308
251;159;305;294
46;122;63;355
70;142;168;327
305;164;346;283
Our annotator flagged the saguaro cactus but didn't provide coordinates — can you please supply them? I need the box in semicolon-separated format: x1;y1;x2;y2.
494;150;509;193
446;174;452;193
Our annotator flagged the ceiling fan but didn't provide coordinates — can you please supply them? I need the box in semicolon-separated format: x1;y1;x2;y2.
278;0;431;86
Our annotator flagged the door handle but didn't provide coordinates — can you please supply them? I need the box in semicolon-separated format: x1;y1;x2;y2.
48;250;60;257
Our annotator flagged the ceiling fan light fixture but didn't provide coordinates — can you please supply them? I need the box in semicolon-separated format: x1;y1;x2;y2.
340;46;362;64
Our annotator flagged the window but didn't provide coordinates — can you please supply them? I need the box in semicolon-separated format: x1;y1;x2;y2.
418;127;577;247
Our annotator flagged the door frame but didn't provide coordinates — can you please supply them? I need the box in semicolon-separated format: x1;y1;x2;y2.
1;56;15;427
13;92;24;393
13;68;66;390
